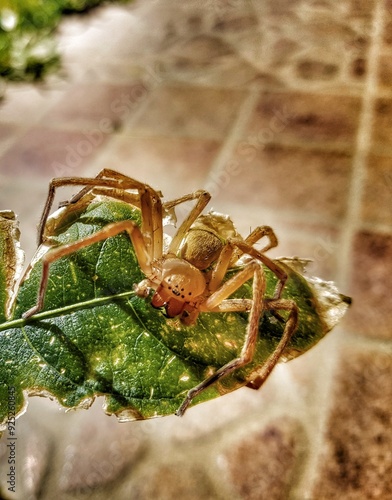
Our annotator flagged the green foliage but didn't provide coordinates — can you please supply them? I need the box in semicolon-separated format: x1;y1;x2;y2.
0;198;350;426
0;0;128;82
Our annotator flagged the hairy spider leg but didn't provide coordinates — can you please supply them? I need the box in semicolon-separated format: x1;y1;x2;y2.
57;169;166;262
37;172;164;262
59;169;163;207
207;234;287;302
232;240;288;300
176;277;298;415
229;225;279;268
22;220;152;319
163;190;212;255
175;260;266;416
58;188;141;210
246;298;298;390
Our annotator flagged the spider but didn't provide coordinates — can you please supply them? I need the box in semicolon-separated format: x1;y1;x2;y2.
22;169;298;416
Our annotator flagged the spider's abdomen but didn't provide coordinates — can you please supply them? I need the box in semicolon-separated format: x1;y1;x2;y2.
180;229;222;270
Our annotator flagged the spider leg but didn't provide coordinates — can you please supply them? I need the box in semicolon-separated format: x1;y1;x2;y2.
37;172;163;262
59;189;141;210
229;225;278;267
245;226;278;251
60;169;161;206
23;220;152;319
207;235;286;300
246;298;298;390
231;239;287;300
164;190;211;255
39;169;142;242
176;261;265;416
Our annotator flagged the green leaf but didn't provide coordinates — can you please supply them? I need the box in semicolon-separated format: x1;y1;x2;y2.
0;197;350;427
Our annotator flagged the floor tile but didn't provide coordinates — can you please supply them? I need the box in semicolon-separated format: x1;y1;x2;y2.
378;52;392;91
221;418;301;500
314;347;392;499
244;92;362;149
0;84;63;124
131;463;217;499
130;85;246;139
383;18;392;47
348;230;392;339
163;34;274;88
40;82;149;130
92;134;221;198
0;126;110;178
372;97;392;153
213;145;353;220
0;123;23;153
361;154;392;225
251;0;372;90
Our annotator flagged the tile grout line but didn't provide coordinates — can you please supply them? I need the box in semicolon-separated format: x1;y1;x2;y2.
203;84;260;188
338;0;385;289
293;2;385;499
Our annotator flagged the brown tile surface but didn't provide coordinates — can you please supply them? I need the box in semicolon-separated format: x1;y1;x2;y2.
361;154;392;225
94;134;221;196
213;11;259;32
0;123;22;153
348;230;392;339
314;348;392;499
244;92;362;149
272;225;343;281
295;59;339;81
0;126;110;178
378;52;392;90
131;463;217;499
59;404;145;492
40;82;150;130
131;85;246;139
214;145;352;220
221;418;302;500
251;1;372;90
0;84;64;124
350;57;367;80
372;97;392;152
164;34;278;88
383;19;392;47
346;0;376;17
0;417;52;499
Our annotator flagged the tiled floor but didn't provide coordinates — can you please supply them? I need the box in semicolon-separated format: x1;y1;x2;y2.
0;1;391;499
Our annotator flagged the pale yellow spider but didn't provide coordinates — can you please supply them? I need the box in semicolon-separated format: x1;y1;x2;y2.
23;169;298;416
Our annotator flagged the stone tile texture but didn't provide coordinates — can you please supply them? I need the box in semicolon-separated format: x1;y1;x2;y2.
314;348;392;499
0;0;391;499
219;418;303;500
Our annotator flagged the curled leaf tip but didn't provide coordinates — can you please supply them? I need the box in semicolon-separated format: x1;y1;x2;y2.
306;276;351;332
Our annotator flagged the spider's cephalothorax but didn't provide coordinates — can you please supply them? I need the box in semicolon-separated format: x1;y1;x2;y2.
23;169;298;416
149;257;206;318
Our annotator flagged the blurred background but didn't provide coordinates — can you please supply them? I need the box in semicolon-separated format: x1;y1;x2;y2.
0;1;391;498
